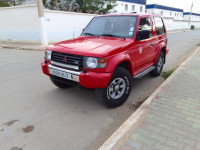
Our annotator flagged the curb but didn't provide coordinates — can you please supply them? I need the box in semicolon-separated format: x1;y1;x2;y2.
167;29;187;35
0;44;45;51
98;47;200;150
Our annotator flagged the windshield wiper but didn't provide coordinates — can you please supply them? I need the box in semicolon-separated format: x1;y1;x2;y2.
83;32;98;37
100;34;125;40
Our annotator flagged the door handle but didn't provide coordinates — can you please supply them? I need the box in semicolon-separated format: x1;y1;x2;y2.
150;43;154;47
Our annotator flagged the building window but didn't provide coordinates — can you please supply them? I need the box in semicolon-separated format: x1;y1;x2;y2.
140;6;143;12
125;4;128;11
132;5;135;11
170;12;172;16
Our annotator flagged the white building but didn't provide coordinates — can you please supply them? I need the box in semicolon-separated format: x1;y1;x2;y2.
112;0;146;14
183;12;200;21
146;4;183;20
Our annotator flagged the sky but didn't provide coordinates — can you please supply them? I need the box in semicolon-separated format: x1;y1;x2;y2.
147;0;200;13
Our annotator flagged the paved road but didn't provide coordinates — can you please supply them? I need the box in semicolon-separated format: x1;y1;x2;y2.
0;30;200;150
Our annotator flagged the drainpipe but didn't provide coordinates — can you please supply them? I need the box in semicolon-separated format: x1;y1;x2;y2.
37;0;48;46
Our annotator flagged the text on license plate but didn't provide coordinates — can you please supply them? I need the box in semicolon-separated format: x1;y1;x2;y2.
51;69;72;80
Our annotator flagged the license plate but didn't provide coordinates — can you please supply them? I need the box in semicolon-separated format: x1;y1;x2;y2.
51;69;72;80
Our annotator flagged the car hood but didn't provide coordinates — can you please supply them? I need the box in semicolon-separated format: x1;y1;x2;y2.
47;36;133;57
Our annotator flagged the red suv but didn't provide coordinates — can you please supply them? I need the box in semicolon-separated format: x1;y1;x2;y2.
41;13;169;107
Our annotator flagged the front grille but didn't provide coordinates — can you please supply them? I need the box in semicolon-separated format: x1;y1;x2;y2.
51;51;83;70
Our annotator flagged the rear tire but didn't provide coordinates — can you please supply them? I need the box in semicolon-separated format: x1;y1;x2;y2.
95;67;132;108
149;51;165;77
50;76;72;89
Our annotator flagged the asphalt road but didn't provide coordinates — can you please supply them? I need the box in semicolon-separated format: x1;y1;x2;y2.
0;30;200;150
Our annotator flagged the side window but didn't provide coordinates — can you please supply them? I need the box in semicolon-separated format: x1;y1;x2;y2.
139;17;152;37
154;17;165;35
137;17;152;41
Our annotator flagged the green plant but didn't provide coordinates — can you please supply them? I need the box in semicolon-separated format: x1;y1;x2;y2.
191;25;195;30
161;69;176;79
45;0;117;14
0;0;10;7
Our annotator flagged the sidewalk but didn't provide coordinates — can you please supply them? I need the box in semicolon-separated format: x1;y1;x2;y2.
100;48;200;150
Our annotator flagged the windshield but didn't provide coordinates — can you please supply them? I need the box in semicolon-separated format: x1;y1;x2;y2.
82;16;137;39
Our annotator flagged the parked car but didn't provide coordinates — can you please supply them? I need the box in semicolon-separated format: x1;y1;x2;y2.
41;13;169;107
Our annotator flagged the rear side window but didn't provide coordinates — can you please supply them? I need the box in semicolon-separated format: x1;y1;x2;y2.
154;17;165;35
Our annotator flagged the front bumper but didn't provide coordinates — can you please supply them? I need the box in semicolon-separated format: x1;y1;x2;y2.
41;62;112;89
48;64;80;82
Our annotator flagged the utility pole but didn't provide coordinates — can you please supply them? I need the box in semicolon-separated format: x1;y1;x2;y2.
37;0;48;46
188;2;193;30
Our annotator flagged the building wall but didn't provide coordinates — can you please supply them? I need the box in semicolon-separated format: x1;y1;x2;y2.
146;8;183;20
163;17;200;30
0;6;200;44
44;10;95;43
183;15;200;21
0;5;95;43
0;5;40;43
113;1;146;13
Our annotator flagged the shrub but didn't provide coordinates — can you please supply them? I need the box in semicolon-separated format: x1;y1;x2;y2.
191;25;195;30
161;69;175;79
0;0;10;7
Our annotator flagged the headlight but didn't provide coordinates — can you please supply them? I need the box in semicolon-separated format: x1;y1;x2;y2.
45;50;52;60
83;57;107;69
84;57;98;69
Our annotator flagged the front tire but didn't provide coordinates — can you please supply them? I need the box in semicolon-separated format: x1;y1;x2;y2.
149;51;165;77
95;67;132;108
50;76;72;89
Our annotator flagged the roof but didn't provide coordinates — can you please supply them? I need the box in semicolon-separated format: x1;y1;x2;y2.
146;4;183;12
118;0;146;5
183;12;200;16
96;13;162;18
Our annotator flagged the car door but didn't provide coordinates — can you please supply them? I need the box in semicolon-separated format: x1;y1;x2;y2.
152;17;167;60
133;17;156;74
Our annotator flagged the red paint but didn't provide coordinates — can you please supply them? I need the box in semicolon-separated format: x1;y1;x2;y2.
41;14;169;89
41;62;50;76
79;72;112;89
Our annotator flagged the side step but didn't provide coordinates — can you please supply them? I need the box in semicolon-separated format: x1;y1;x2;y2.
133;66;156;79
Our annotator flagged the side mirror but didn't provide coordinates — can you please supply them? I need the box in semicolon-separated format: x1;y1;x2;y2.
137;30;151;41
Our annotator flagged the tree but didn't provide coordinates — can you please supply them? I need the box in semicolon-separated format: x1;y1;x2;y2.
76;0;116;14
44;0;116;14
0;0;10;7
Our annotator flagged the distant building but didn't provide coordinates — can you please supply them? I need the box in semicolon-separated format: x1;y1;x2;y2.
146;4;183;20
183;12;200;21
112;0;146;14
